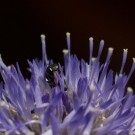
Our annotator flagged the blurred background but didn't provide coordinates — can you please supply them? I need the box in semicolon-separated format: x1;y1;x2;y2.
0;1;135;88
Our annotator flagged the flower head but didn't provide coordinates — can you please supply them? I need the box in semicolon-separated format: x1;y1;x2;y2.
0;33;135;135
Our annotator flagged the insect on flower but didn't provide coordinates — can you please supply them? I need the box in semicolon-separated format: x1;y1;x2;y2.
45;64;68;91
45;64;60;88
0;33;134;135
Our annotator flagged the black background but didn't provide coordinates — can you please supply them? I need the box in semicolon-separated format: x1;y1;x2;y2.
0;1;135;89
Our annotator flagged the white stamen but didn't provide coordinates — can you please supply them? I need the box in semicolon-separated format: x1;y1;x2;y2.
90;85;96;91
89;37;93;42
66;32;71;87
25;83;30;91
7;65;11;70
66;32;70;37
129;131;135;135
0;54;2;61
120;49;128;74
100;40;104;45
92;57;96;62
124;58;135;87
89;37;94;80
127;87;133;93
97;40;104;59
40;34;46;40
28;132;35;135
66;32;71;51
41;34;48;65
119;73;123;78
105;47;114;64
124;49;128;52
1;101;7;107
62;49;69;54
133;58;135;63
108;47;114;53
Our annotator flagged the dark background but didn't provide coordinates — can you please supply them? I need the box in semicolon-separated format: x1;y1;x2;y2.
0;1;135;88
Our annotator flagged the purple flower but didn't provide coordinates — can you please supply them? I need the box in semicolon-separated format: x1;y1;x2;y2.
0;33;135;135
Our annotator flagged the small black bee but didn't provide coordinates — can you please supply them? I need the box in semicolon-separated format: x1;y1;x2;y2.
45;64;60;88
45;64;67;91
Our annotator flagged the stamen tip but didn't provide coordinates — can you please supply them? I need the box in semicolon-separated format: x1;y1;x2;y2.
123;49;128;52
100;40;104;44
28;131;35;135
0;54;2;60
1;101;7;107
92;57;96;62
119;73;123;78
25;83;30;91
127;87;133;93
62;49;69;54
7;65;11;70
108;47;114;53
132;58;135;63
40;34;46;40
89;37;93;41
90;85;96;91
66;32;70;37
